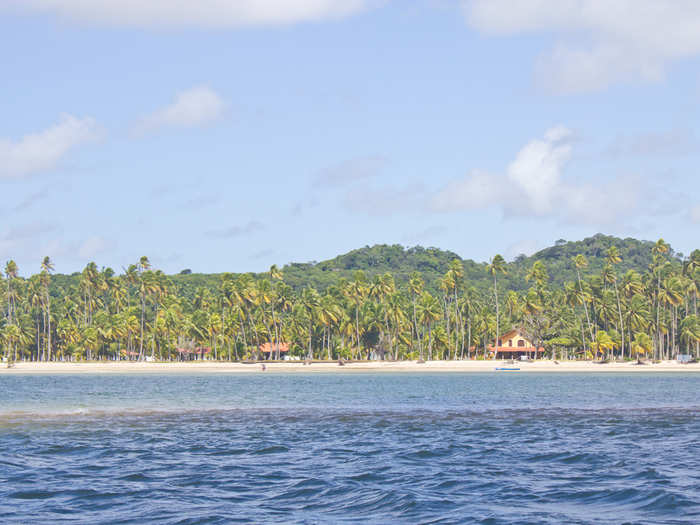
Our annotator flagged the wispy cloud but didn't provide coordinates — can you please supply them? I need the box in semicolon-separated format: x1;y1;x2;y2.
251;249;276;260
13;186;51;212
401;225;447;244
465;0;700;93
691;205;700;224
4;0;378;28
2;221;58;241
314;155;387;189
78;235;110;259
0;114;100;178
506;239;541;260
206;221;265;239
604;128;700;157
343;182;426;216
134;86;226;134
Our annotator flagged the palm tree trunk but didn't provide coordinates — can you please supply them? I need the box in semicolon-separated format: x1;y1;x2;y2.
577;268;594;344
614;282;624;359
493;275;499;360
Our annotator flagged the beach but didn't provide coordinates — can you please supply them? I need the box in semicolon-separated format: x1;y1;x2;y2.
2;359;699;374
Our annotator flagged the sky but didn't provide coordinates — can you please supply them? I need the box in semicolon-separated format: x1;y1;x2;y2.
1;0;700;275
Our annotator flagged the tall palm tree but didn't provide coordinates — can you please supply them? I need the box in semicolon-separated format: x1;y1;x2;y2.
408;272;424;356
572;254;595;345
416;292;441;360
40;256;54;361
604;247;625;358
488;254;506;359
652;239;670;359
137;256;151;360
299;287;320;359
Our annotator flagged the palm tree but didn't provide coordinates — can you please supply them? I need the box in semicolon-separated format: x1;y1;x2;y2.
416;292;441;360
651;239;670;359
572;254;595;345
630;332;651;363
40;256;54;361
5;260;18;324
299;287;320;359
590;330;615;360
408;272;424;356
343;271;367;358
488;254;506;359
604;247;626;359
680;315;700;356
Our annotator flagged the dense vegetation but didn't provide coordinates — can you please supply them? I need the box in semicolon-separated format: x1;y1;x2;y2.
1;235;698;363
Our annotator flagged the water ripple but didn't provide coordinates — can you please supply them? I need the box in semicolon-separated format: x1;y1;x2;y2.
1;374;699;523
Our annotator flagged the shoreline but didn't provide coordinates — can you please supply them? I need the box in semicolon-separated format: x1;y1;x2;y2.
2;360;699;374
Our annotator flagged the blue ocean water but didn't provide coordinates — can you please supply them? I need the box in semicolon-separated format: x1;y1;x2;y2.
0;373;698;524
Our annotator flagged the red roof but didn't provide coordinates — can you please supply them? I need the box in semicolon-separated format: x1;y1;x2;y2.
489;346;544;353
259;342;290;353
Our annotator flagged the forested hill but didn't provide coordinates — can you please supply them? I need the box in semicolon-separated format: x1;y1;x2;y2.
278;234;673;293
47;234;679;298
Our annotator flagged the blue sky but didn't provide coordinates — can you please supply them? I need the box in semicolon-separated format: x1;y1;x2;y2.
1;1;700;275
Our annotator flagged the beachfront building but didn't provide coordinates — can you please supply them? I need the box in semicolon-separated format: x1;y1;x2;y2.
177;346;211;361
258;342;290;360
490;329;544;359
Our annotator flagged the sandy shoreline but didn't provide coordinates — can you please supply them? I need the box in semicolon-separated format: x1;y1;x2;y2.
2;360;699;374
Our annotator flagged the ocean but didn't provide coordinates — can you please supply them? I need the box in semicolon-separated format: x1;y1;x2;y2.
1;373;698;524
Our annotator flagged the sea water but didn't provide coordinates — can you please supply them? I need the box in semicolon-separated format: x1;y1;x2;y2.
0;373;698;524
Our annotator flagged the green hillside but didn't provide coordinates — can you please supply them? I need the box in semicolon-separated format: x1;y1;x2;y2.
162;234;676;297
46;234;678;298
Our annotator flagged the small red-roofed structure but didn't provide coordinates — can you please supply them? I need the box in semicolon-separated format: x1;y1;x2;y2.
258;342;290;359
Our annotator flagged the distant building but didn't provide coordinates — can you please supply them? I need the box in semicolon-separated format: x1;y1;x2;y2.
490;329;544;359
258;342;290;359
177;346;211;361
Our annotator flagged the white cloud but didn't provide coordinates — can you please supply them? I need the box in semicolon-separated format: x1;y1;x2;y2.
432;126;652;227
5;0;376;28
0;114;99;178
464;0;700;93
506;127;572;214
432;126;573;217
430;169;503;212
135;86;226;133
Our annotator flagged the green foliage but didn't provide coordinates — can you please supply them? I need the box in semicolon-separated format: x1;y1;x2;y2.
1;234;697;363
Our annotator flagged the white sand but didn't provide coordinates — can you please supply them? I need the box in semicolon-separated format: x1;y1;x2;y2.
1;360;698;374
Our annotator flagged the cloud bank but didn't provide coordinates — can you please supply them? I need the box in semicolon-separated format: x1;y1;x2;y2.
5;0;377;28
0;114;99;179
464;0;700;93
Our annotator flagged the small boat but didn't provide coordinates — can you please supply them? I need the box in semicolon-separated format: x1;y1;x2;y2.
495;367;520;371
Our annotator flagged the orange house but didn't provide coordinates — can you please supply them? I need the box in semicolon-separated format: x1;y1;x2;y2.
489;329;544;359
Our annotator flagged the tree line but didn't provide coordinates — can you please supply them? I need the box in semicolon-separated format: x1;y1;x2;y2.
2;240;699;362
